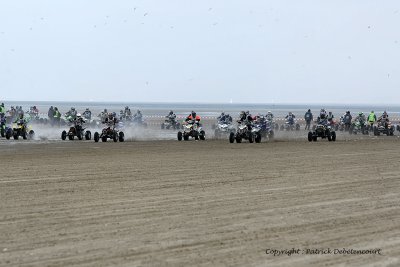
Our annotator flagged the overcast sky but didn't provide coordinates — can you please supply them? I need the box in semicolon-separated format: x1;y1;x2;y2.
0;1;399;104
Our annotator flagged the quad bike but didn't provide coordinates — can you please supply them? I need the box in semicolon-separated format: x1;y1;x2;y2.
61;123;91;141
214;120;235;139
308;123;336;142
177;120;205;141
373;120;394;136
280;117;300;131
161;118;181;130
94;126;125;142
349;120;368;135
5;119;35;140
251;120;274;143
229;121;254;143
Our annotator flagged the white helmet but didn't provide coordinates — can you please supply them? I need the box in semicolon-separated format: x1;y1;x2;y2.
77;113;81;118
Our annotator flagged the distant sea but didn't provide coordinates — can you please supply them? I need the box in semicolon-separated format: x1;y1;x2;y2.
3;101;400;119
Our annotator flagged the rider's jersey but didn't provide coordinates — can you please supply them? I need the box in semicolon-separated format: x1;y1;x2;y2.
186;115;201;122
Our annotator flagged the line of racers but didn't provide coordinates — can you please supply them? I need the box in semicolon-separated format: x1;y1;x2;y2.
1;102;399;142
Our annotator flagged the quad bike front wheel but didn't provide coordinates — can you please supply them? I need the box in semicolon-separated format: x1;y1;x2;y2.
177;131;183;141
5;129;12;140
199;130;205;140
85;131;92;140
248;132;254;143
28;130;35;140
307;132;313;142
255;133;262;143
229;132;235;143
119;131;125;142
94;132;100;142
331;131;336;141
61;130;67;140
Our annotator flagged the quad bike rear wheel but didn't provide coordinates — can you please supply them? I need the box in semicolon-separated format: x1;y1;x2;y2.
94;132;100;142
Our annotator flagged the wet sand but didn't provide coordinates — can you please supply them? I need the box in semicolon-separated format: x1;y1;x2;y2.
1;137;400;266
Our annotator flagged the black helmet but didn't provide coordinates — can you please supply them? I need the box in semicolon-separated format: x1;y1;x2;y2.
307;109;310;112
191;111;196;117
169;110;173;115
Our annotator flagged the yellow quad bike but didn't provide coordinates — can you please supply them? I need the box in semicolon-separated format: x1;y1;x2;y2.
5;119;35;140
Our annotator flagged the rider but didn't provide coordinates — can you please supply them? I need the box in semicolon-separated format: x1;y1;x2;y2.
285;112;295;124
304;109;313;130
133;110;143;123
98;109;108;123
53;107;61;125
317;109;328;125
48;106;54;121
82;108;92;120
65;107;77;120
186;111;201;125
356;112;366;123
217;112;227;123
73;113;86;125
0;103;6;115
104;112;118;127
238;110;253;130
327;111;334;126
343;111;352;130
166;110;177;122
367;111;377;128
14;113;27;124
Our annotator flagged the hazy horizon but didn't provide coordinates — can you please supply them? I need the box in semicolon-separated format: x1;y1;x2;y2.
1;1;399;104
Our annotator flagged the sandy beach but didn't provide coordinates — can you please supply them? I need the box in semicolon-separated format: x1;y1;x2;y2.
1;137;399;266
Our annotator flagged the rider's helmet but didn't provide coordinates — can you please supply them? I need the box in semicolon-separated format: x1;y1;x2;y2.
19;113;24;119
76;113;81;118
169;110;173;115
308;109;311;112
246;111;250;115
359;112;363;116
240;111;245;117
289;112;293;116
108;112;113;118
86;108;90;111
221;112;225;116
125;106;129;110
54;107;58;111
104;108;108;113
191;111;196;118
267;111;272;114
71;107;75;111
137;110;141;114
